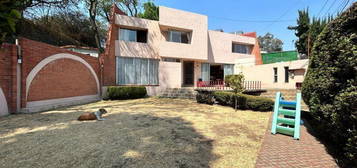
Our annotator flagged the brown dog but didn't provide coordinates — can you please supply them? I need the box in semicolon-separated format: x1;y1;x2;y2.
78;108;108;121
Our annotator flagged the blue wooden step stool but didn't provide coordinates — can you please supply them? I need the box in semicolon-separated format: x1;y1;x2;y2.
271;92;302;140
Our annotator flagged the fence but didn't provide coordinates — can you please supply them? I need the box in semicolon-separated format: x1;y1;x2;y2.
196;80;261;91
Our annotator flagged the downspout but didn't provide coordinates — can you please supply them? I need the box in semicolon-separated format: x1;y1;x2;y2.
15;39;22;112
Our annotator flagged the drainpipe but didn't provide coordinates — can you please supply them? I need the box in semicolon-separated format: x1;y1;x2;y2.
15;39;22;112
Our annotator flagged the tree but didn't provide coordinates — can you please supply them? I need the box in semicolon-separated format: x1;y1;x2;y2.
288;9;331;57
258;33;283;52
225;74;245;94
19;10;105;47
87;0;103;52
138;1;158;20
302;3;356;166
225;73;245;111
0;0;21;45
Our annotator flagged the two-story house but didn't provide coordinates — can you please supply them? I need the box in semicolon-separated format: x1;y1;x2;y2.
103;5;262;95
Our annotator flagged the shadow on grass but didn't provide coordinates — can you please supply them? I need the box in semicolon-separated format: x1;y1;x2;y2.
0;111;219;168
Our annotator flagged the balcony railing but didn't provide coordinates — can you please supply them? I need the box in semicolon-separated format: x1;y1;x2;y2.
196;80;261;91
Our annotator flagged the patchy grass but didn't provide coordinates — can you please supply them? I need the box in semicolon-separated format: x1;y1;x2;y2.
0;98;270;168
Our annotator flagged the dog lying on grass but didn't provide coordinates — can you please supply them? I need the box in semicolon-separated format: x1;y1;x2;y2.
78;108;108;121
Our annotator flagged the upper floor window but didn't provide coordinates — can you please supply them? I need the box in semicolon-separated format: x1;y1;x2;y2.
119;28;147;43
168;30;190;44
232;43;252;54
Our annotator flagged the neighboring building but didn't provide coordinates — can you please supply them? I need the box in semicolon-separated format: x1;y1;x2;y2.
61;45;99;57
103;5;262;95
261;50;298;64
237;59;309;89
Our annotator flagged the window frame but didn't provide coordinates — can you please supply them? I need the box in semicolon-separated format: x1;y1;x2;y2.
284;66;289;83
273;67;278;83
232;43;252;54
116;57;159;86
167;30;191;44
119;28;148;43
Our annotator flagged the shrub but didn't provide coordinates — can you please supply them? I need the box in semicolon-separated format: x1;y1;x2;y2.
225;74;245;93
107;86;147;100
213;91;273;111
244;94;274;111
301;3;356;166
196;89;215;105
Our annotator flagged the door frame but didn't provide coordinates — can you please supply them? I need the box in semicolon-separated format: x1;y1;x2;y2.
182;61;195;86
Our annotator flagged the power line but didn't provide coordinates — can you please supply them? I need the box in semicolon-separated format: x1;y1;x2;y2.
323;0;338;17
316;0;330;17
339;0;351;13
261;0;303;31
208;16;295;23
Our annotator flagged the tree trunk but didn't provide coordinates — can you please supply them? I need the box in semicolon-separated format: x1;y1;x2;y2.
89;0;102;52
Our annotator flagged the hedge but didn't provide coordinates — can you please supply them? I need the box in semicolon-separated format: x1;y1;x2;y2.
302;3;356;166
196;90;274;111
107;86;147;100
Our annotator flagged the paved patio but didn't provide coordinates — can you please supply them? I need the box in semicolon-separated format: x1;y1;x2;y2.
255;117;339;168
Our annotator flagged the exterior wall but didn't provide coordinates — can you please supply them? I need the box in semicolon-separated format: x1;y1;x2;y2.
238;59;309;89
146;61;182;95
0;44;18;113
104;5;263;96
27;58;98;101
159;6;208;60
0;38;101;114
115;15;161;59
208;30;256;64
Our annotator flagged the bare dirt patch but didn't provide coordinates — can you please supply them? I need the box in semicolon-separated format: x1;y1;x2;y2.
0;98;270;168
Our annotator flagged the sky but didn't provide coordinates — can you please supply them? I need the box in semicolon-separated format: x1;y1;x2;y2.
154;0;356;51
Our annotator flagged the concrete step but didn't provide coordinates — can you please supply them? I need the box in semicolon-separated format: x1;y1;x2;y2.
159;88;197;99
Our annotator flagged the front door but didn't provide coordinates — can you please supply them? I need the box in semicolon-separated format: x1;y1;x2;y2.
183;61;194;86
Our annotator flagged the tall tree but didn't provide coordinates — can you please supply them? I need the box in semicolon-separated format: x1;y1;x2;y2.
258;33;283;53
87;0;103;52
138;1;159;20
288;9;310;56
288;9;331;57
0;0;21;45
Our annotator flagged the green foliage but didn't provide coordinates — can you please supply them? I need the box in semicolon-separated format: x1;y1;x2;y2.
195;90;215;105
0;0;21;45
302;3;357;166
138;2;159;20
18;10;106;48
225;74;245;93
258;33;283;52
107;86;147;100
213;91;248;109
288;9;331;57
195;91;274;111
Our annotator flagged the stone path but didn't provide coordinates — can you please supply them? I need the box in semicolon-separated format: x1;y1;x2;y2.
255;117;339;168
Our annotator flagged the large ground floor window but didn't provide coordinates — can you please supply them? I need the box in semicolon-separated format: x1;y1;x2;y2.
116;57;159;85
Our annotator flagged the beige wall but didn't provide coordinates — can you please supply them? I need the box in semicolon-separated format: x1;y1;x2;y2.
238;59;308;89
146;61;182;95
208;30;256;64
115;14;161;59
159;6;208;60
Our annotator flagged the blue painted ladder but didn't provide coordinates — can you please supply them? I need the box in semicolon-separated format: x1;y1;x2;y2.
271;92;302;140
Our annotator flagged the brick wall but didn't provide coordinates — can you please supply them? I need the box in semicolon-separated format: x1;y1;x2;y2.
27;58;98;101
0;44;18;113
102;4;126;86
0;38;101;114
19;38;101;108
